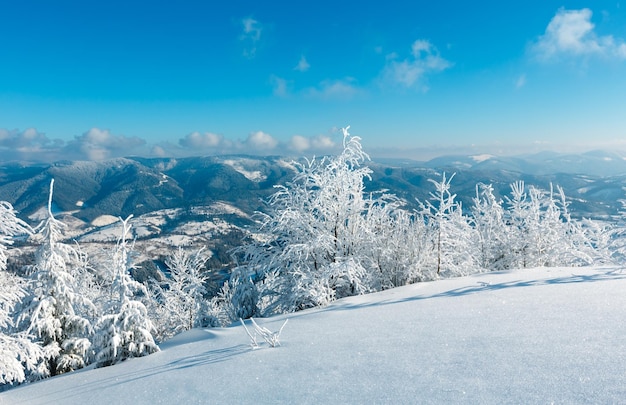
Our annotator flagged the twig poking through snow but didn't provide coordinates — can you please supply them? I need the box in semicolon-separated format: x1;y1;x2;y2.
241;318;288;348
240;318;259;348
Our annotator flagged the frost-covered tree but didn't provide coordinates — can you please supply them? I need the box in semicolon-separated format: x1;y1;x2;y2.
363;202;429;287
94;216;159;367
550;185;607;265
1;271;45;386
154;246;210;337
0;201;31;271
503;181;603;268
608;200;626;262
242;127;395;315
472;183;510;270
205;273;259;327
18;180;94;377
421;173;478;277
0;201;45;386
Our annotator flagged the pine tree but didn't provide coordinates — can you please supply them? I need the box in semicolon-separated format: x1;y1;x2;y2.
0;201;44;385
18;180;94;377
94;216;159;367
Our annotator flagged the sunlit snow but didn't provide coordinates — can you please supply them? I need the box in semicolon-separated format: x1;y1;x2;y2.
3;265;625;404
470;154;494;163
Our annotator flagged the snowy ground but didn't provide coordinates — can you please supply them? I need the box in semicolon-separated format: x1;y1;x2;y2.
3;266;626;404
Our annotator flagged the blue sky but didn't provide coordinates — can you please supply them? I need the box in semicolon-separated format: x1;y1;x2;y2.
1;1;626;162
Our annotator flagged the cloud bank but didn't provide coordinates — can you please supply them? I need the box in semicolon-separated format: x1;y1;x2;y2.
64;128;146;161
0;126;346;163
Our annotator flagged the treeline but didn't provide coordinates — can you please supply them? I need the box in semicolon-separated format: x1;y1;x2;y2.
0;128;621;388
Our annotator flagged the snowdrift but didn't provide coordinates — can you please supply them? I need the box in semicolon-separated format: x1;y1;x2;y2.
3;266;626;404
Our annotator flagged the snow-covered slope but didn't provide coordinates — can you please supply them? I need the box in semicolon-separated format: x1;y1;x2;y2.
2;266;626;404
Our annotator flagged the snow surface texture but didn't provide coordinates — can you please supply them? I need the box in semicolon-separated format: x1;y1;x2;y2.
3;266;626;404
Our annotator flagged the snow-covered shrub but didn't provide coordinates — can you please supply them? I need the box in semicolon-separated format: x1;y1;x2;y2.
203;273;259;327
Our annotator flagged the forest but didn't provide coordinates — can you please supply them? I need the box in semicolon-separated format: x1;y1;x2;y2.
1;127;623;388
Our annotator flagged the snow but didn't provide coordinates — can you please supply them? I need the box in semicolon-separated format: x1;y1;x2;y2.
3;265;626;404
471;154;494;163
91;215;119;227
222;159;266;182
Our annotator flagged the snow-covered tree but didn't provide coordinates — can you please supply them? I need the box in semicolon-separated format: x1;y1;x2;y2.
94;215;159;367
608;201;626;262
502;181;605;268
242;127;396;315
472;183;510;270
202;269;260;327
0;201;31;271
1;201;45;386
1;271;45;386
550;185;607;265
154;246;210;337
505;182;560;267
421;173;478;277
358;200;430;288
18;180;94;377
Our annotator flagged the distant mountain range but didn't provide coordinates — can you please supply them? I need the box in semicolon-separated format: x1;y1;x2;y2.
2;150;626;225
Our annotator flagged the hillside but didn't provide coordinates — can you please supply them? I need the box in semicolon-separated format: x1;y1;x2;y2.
2;265;625;404
2;152;626;224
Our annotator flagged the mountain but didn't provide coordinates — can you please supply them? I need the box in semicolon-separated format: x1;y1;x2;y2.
0;156;297;223
2;151;626;225
422;150;626;177
2;151;625;285
2;265;625;403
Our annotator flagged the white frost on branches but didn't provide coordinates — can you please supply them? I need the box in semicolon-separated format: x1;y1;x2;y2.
19;179;94;377
94;215;159;367
240;318;288;348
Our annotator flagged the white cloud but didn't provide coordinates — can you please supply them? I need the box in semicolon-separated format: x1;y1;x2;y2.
151;145;167;157
240;17;262;58
288;135;310;152
380;39;451;90
531;8;626;61
288;134;337;154
515;74;527;89
294;55;310;72
305;78;361;100
245;131;278;150
179;131;225;149
65;128;146;161
0;127;54;151
270;75;291;97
